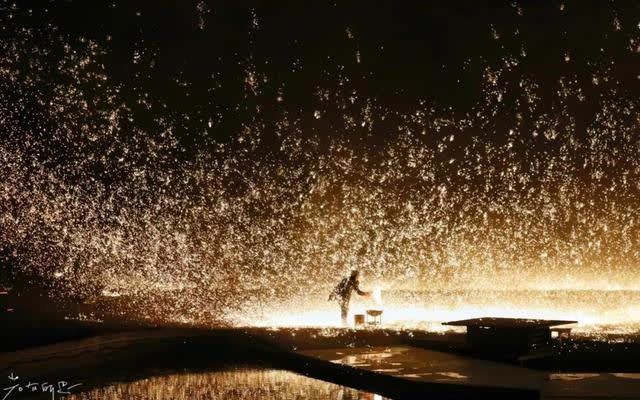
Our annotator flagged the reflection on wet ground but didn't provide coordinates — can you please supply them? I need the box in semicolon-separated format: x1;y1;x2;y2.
302;346;640;399
314;346;541;387
68;368;387;400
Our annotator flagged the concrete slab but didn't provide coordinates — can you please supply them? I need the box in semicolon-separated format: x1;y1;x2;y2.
300;346;545;390
544;373;640;399
300;346;640;399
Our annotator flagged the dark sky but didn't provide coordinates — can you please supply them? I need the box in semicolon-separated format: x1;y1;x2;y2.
6;0;640;145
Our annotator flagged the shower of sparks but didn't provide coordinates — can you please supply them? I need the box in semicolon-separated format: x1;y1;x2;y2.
1;2;640;335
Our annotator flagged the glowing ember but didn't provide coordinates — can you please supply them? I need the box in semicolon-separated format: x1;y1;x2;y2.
1;3;640;338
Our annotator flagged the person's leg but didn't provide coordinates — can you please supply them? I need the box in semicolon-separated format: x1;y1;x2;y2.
340;300;349;326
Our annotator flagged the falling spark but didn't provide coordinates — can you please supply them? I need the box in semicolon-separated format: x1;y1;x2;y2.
0;3;640;338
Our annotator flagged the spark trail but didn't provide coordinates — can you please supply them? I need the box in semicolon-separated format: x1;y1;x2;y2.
1;2;639;333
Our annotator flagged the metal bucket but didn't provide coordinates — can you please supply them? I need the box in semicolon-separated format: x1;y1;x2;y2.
366;309;383;325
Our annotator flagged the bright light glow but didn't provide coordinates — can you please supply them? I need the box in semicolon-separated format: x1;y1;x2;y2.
248;289;640;336
1;5;640;339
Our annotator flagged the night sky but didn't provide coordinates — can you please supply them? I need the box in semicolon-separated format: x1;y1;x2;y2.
6;1;640;143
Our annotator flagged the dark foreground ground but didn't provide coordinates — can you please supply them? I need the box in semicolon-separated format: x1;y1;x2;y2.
0;322;533;399
4;314;640;371
3;316;640;399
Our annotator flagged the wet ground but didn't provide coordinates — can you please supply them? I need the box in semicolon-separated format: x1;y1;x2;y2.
0;327;533;399
2;325;640;399
65;368;385;400
301;346;640;399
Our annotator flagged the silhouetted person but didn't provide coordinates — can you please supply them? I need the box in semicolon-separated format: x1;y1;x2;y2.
329;270;370;326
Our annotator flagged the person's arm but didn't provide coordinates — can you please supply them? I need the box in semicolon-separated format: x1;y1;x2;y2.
354;281;370;296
